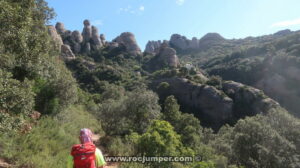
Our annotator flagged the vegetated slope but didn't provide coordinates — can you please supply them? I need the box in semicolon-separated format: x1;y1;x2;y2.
1;1;300;167
163;30;300;117
56;26;280;130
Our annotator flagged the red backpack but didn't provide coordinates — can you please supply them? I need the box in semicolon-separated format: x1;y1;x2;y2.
71;142;96;168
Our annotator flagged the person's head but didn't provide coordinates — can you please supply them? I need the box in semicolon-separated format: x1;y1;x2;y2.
79;128;93;144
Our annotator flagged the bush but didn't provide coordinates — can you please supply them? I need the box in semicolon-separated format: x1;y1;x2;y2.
212;108;300;168
137;120;194;168
206;76;222;89
0;70;35;131
0;70;35;116
99;89;161;135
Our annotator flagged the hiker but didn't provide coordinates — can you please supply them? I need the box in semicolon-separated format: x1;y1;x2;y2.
67;128;106;168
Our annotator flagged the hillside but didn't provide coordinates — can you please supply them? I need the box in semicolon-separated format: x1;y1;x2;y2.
0;1;300;168
147;30;300;117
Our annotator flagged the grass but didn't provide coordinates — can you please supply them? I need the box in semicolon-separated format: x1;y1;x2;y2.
0;105;103;168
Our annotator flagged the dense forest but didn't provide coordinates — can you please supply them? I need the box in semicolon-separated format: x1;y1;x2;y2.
0;0;299;168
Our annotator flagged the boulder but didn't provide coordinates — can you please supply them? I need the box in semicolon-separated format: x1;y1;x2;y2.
158;46;179;68
61;44;76;60
113;32;142;56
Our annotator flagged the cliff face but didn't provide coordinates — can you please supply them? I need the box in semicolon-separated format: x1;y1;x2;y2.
152;77;279;129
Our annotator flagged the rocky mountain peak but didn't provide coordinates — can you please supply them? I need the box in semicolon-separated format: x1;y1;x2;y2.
48;19;143;59
200;33;225;42
113;32;142;56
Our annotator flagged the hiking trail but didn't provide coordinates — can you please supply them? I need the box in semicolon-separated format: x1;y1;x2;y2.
0;158;12;168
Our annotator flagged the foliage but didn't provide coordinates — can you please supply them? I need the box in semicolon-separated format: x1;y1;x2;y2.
0;0;55;79
211;108;300;168
137;120;193;168
206;76;222;89
0;70;35;116
99;89;161;135
0;70;35;131
163;96;181;124
0;106;103;168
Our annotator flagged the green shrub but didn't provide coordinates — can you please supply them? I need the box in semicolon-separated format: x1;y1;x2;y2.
100;89;161;135
0;70;35;116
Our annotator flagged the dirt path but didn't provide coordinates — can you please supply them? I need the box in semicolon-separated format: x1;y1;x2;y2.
0;158;12;168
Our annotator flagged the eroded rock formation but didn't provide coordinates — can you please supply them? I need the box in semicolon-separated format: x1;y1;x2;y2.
61;44;76;60
48;26;63;51
49;20;144;59
152;78;280;129
145;40;162;54
113;32;142;56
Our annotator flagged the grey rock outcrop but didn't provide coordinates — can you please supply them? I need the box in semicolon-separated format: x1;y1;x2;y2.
168;34;200;50
170;34;189;50
152;78;280;129
223;81;280;117
107;42;119;50
52;20;144;58
155;33;226;52
91;26;103;50
71;30;83;53
198;33;225;50
189;37;199;49
113;32;142;56
55;22;66;35
100;34;106;45
82;20;92;43
83;42;91;53
153;77;233;129
61;44;75;60
145;40;162;54
72;43;82;54
48;26;63;51
145;41;179;71
71;30;83;43
157;45;179;68
255;71;300;116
